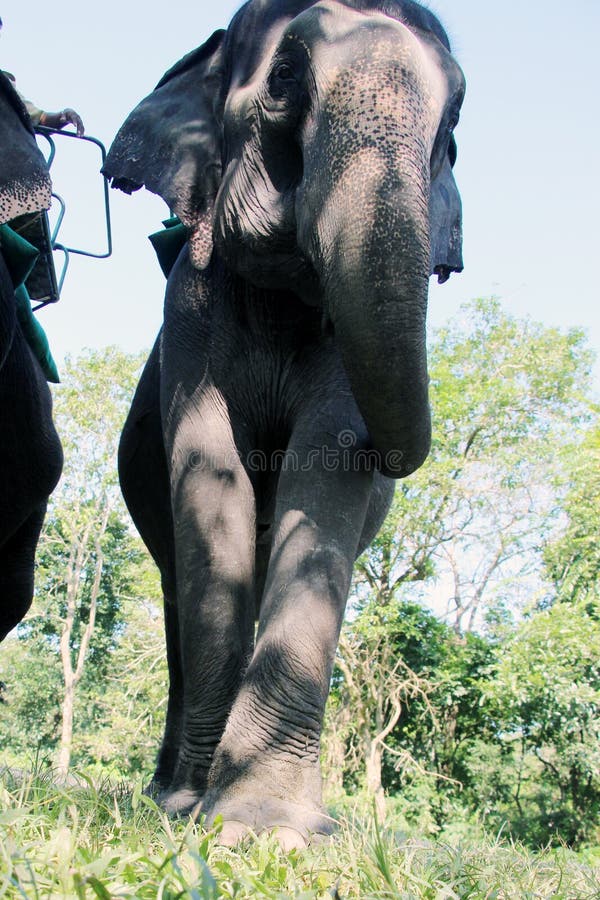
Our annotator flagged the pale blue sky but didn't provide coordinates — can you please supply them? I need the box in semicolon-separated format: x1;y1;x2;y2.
2;0;599;384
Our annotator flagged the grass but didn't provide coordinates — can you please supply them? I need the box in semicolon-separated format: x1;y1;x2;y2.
1;770;599;899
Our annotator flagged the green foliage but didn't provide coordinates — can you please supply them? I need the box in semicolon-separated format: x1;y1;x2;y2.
24;511;140;660
80;589;168;778
0;637;63;757
329;600;495;830
53;346;145;495
429;298;592;454
331;595;600;849
395;629;494;810
544;418;600;605
485;599;600;846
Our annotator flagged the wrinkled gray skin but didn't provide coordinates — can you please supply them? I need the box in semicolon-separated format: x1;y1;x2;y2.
0;73;63;642
105;0;464;846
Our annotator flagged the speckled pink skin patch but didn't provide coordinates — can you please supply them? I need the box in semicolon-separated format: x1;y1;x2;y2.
0;173;52;226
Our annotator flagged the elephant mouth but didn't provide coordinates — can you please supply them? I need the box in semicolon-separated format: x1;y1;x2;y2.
214;180;322;302
216;234;322;302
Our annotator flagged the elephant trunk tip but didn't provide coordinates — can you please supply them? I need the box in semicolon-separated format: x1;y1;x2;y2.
433;263;463;284
373;415;432;480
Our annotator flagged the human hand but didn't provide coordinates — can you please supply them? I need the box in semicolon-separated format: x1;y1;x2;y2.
58;108;85;137
40;108;85;136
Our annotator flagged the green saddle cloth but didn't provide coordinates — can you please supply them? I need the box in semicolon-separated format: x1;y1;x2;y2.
0;222;59;383
148;216;188;278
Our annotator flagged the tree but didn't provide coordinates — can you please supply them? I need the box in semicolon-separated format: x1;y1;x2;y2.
333;609;437;820
0;634;63;761
398;627;494;829
80;565;167;779
485;599;600;846
475;413;600;847
324;599;494;828
544;417;600;605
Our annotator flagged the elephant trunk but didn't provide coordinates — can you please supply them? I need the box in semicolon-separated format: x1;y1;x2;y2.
303;130;433;478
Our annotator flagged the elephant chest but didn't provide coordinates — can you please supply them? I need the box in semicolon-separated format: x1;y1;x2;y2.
164;259;368;514
166;275;362;513
207;290;340;446
171;275;339;426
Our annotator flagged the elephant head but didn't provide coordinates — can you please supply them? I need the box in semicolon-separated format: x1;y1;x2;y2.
0;72;52;225
104;0;465;478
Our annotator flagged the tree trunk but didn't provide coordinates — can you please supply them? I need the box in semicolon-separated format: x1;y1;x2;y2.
322;701;351;797
55;504;109;777
56;680;75;778
366;740;386;822
324;731;346;796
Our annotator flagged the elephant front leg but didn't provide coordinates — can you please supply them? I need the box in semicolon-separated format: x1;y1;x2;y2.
202;429;374;844
149;598;183;794
160;411;257;816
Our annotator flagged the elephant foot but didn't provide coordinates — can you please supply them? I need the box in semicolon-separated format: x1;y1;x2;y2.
202;794;336;848
159;787;204;818
143;778;167;799
218;820;308;851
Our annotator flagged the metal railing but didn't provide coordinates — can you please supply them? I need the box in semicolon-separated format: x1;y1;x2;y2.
32;127;112;308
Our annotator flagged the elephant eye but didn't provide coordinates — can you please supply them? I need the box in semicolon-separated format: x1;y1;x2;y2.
268;61;299;98
273;63;295;82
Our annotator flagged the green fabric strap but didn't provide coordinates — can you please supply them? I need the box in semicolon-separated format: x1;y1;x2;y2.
0;221;39;285
14;284;60;383
148;216;188;278
0;222;60;383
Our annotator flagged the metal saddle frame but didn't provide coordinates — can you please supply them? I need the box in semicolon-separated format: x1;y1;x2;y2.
12;127;112;310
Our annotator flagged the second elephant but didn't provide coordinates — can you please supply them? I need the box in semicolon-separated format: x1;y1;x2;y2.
104;0;465;846
0;72;63;641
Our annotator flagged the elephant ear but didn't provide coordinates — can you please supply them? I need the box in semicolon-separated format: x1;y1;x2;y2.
429;141;463;284
103;29;226;269
0;72;52;225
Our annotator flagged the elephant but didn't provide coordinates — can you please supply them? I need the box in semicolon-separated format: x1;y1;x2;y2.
0;73;63;642
104;0;464;846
